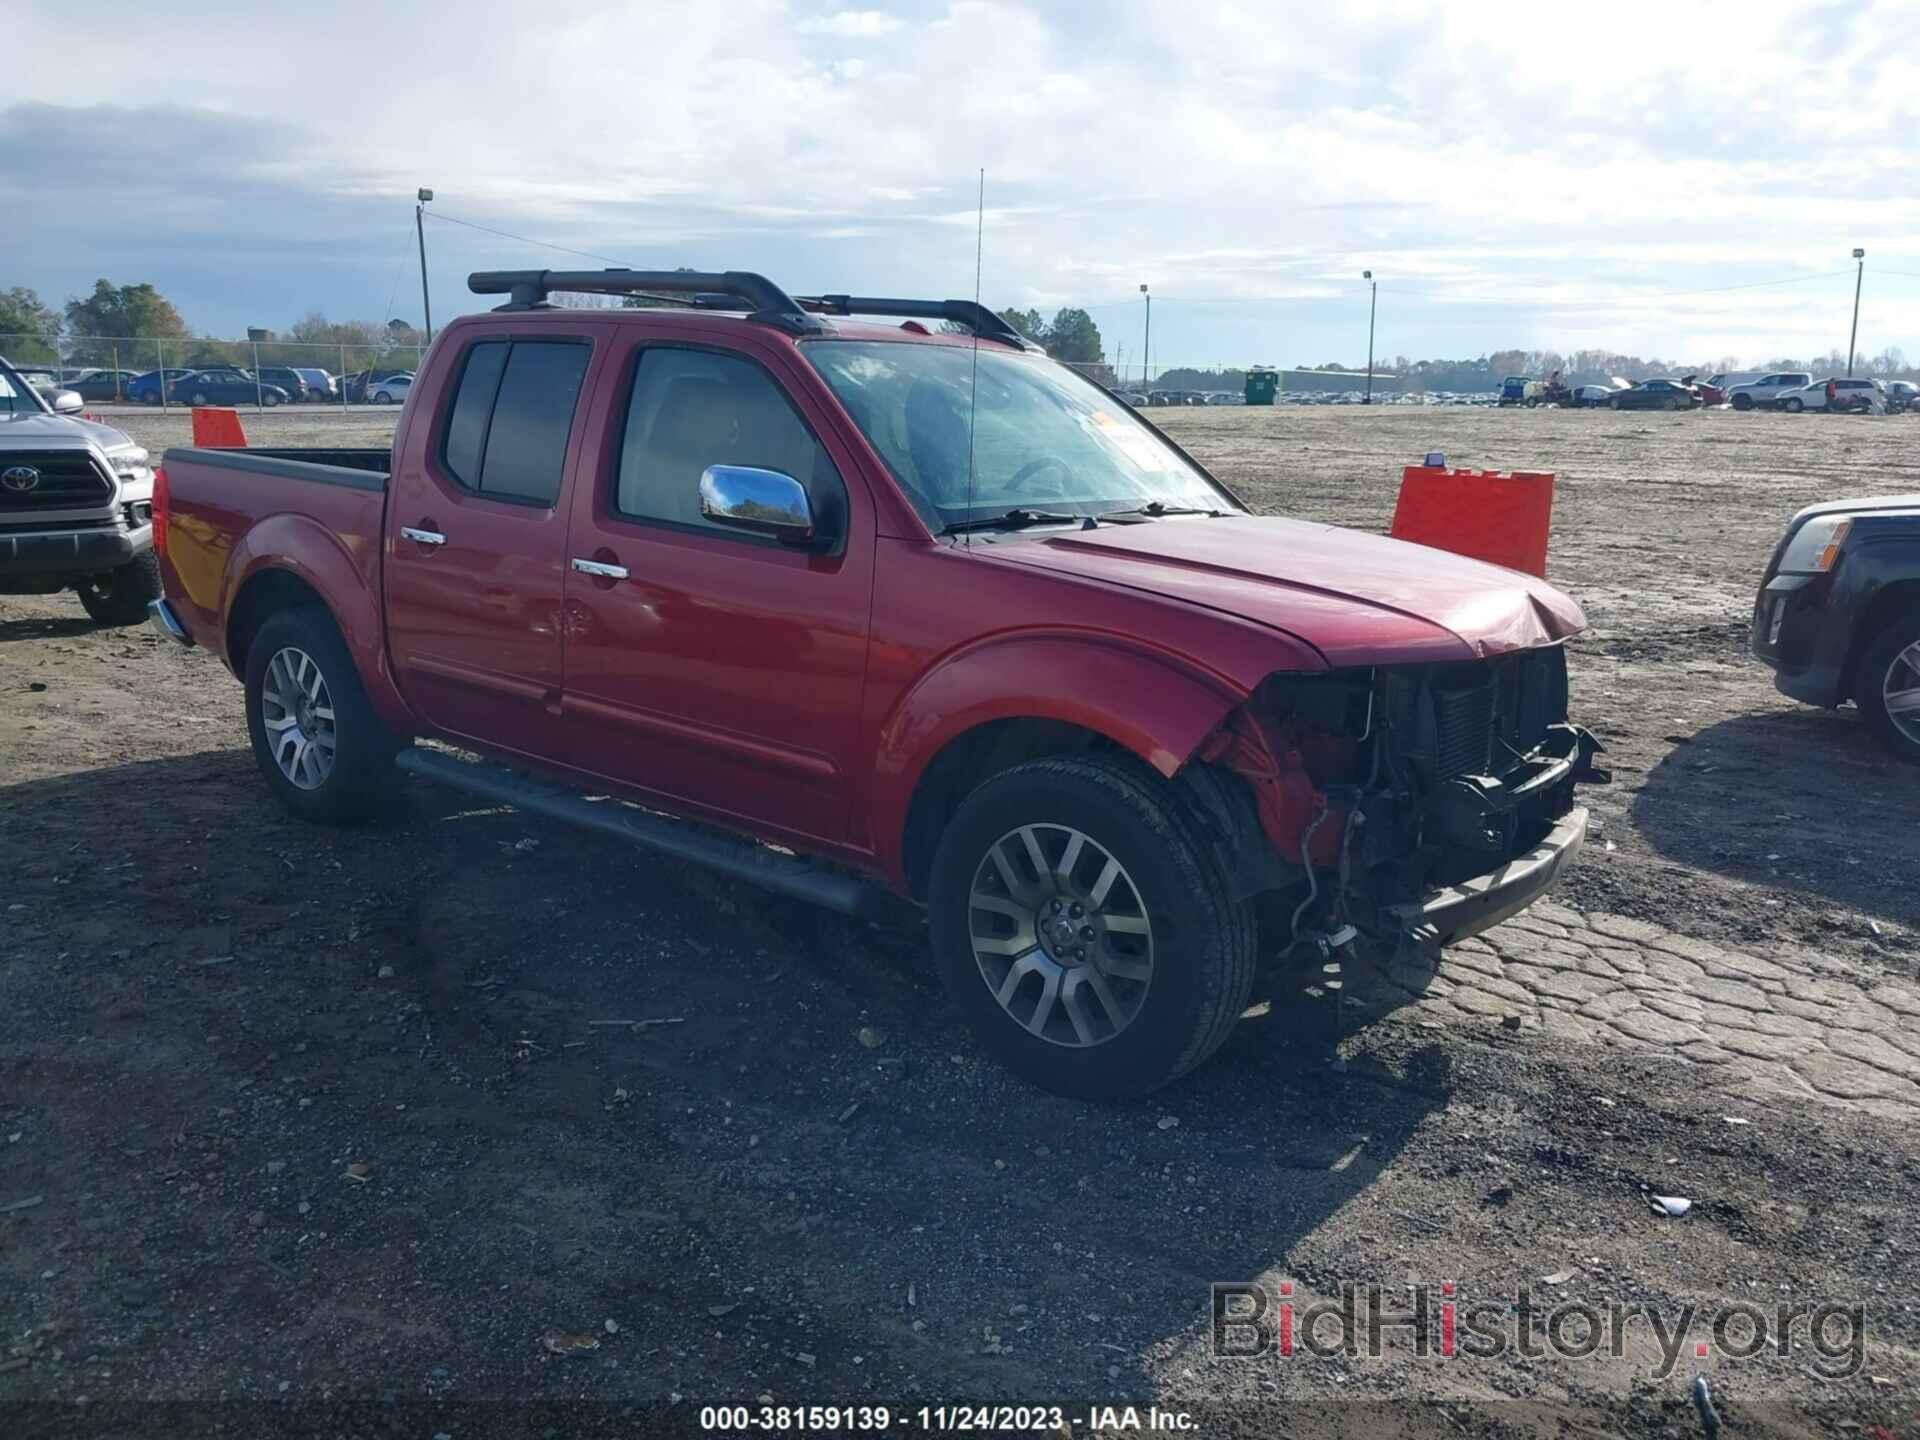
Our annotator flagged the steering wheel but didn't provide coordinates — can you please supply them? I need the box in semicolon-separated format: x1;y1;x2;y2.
999;455;1073;500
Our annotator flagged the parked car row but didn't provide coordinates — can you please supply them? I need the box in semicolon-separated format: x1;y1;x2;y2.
1496;369;1912;415
56;364;419;406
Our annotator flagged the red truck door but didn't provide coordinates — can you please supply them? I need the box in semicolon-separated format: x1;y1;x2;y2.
383;328;605;760
557;331;875;846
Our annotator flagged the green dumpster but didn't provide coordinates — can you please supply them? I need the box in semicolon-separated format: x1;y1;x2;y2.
1245;367;1279;406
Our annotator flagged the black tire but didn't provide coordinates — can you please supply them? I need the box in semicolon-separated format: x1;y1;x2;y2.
1732;394;1753;411
263;390;281;408
75;549;161;627
1784;397;1803;413
927;756;1257;1099
1609;397;1623;410
243;605;399;823
1856;613;1920;764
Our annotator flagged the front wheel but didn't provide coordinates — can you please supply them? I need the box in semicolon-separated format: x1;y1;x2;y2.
1609;397;1623;410
1784;397;1804;413
263;391;281;407
75;550;161;627
1732;394;1753;411
244;606;399;823
927;756;1256;1099
373;391;393;405
1858;615;1920;763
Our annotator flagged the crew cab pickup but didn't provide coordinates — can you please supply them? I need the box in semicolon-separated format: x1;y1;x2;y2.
150;267;1606;1096
0;355;161;626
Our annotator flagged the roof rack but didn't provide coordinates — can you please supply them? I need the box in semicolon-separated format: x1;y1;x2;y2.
796;295;1039;350
465;270;1040;349
467;269;824;335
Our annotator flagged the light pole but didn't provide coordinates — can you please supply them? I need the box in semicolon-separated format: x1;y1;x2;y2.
1139;282;1151;390
1362;270;1377;405
1847;247;1865;377
416;188;435;344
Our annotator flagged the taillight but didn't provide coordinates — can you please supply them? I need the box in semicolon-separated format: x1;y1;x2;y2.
152;465;169;558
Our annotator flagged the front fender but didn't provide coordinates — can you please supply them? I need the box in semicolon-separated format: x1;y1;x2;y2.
868;631;1304;889
224;515;412;732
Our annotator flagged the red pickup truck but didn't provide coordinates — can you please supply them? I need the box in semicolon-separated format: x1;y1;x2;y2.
150;268;1605;1097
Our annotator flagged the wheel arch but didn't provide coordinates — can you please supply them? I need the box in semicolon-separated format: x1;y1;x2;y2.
873;633;1257;898
1845;576;1920;700
223;522;414;733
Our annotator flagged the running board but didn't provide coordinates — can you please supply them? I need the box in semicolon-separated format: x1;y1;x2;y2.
394;747;906;922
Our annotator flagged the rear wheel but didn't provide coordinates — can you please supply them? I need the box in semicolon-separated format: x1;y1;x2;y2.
1858;615;1920;763
1609;397;1623;410
928;756;1256;1099
244;606;399;822
1732;393;1753;411
191;391;209;406
75;550;161;627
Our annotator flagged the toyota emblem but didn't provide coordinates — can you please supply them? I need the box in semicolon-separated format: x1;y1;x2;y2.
0;466;41;493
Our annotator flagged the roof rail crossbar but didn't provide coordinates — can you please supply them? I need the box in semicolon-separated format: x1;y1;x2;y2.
466;269;824;335
798;295;1040;351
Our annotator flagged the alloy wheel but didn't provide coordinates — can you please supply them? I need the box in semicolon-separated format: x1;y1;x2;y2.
1885;640;1920;749
967;823;1154;1048
261;646;337;790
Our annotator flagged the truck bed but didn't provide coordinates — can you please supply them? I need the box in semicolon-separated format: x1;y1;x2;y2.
159;445;391;662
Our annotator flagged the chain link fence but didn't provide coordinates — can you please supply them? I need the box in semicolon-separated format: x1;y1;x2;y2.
0;334;427;410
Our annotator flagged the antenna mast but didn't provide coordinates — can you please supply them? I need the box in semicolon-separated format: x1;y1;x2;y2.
963;169;984;547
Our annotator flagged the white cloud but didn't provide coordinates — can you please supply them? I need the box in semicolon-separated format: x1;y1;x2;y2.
5;0;1917;364
797;8;905;37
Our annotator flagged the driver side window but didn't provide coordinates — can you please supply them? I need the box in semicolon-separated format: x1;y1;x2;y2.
614;348;846;540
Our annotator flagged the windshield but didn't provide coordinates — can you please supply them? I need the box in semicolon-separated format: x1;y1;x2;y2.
0;360;49;417
803;340;1239;531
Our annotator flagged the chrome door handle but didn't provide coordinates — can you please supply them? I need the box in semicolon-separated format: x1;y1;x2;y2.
571;557;629;580
401;527;446;546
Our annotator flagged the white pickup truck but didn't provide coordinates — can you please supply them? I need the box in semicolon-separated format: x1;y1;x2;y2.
0;355;160;626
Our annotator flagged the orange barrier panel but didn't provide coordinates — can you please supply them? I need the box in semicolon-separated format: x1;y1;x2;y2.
190;407;249;449
1389;464;1554;577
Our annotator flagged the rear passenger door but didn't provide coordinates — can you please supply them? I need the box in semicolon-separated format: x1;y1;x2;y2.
385;326;606;762
557;332;876;846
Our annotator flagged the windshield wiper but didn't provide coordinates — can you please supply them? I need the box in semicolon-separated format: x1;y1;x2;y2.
941;509;1087;536
1098;501;1229;520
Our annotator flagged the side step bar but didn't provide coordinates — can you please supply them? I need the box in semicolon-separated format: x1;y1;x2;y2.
395;747;908;922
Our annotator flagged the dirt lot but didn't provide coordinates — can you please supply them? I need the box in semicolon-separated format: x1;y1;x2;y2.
3;403;1918;1438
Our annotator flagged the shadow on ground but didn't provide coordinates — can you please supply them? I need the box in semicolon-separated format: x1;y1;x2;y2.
1630;705;1919;930
0;748;1449;1408
0;613;99;644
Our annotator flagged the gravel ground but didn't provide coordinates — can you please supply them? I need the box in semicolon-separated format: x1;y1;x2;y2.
2;402;1918;1438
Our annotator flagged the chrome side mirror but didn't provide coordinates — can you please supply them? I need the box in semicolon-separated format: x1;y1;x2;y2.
699;465;816;547
51;389;84;415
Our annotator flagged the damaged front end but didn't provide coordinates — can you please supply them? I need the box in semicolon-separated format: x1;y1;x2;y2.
1187;645;1609;954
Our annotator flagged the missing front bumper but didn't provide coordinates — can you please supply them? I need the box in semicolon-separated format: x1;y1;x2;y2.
1384;805;1588;947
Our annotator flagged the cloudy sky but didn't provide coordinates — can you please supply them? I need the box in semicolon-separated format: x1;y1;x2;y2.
7;0;1919;370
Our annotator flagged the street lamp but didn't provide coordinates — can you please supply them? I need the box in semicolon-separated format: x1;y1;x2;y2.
416;188;436;345
1139;282;1151;390
1362;270;1377;405
1847;247;1865;377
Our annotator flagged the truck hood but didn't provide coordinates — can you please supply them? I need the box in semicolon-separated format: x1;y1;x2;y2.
0;410;135;452
986;516;1587;665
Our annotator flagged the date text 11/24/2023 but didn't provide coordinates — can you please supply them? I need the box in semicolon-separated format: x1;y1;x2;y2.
699;1403;1197;1431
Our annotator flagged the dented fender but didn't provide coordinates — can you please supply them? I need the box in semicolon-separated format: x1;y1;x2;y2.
868;632;1290;890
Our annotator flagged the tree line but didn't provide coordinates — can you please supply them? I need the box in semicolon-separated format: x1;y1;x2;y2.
3;280;1911;389
0;281;427;373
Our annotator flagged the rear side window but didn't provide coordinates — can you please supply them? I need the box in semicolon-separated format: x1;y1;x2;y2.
439;339;590;506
